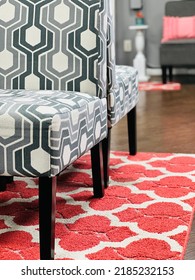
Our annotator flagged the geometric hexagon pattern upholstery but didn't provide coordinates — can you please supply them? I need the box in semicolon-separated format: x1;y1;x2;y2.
0;0;107;98
109;65;139;126
0;89;107;177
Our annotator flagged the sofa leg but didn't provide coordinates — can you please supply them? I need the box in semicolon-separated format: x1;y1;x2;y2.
168;66;173;82
162;66;167;84
39;176;56;260
128;107;137;155
91;142;104;198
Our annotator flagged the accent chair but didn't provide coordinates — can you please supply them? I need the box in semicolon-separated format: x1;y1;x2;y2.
0;0;108;259
103;1;139;187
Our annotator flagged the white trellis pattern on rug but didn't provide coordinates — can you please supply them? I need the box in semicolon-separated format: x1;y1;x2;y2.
0;152;195;260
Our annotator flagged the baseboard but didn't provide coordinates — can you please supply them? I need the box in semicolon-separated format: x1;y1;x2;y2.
147;67;195;76
147;68;161;76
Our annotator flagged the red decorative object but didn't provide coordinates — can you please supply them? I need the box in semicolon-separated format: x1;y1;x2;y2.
135;11;145;25
139;81;181;91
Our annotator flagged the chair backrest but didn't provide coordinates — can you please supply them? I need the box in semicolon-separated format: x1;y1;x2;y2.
107;0;117;93
0;0;108;98
165;0;195;17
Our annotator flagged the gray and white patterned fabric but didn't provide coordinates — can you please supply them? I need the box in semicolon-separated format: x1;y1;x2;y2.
107;0;116;92
0;0;109;177
108;65;139;127
0;89;107;177
0;0;107;98
106;1;139;127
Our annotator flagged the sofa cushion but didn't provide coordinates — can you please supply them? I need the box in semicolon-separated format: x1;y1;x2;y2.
160;39;195;65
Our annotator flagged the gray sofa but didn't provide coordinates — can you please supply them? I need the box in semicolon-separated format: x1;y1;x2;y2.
160;0;195;83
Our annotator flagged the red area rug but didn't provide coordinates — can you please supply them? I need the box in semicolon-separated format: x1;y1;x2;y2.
139;82;181;91
0;152;195;260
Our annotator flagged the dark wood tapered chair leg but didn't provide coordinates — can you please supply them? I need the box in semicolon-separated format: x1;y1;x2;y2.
128;107;137;155
162;66;167;84
0;177;8;192
91;142;104;198
0;176;13;192
39;176;56;260
102;129;111;188
7;176;14;183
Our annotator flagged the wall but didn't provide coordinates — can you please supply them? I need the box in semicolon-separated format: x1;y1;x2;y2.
115;0;180;68
115;0;136;65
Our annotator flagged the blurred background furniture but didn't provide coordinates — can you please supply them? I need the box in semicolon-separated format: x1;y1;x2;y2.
160;0;195;83
129;24;149;82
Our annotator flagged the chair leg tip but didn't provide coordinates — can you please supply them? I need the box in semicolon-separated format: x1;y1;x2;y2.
104;180;109;189
93;191;104;198
7;177;14;183
0;186;6;192
0;176;14;192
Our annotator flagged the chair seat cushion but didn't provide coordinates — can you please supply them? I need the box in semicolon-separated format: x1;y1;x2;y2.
108;66;139;127
0;90;107;177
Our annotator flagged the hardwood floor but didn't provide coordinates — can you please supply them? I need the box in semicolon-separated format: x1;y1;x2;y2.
110;76;195;260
